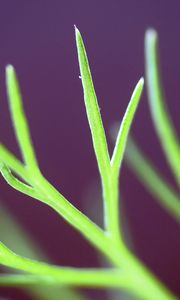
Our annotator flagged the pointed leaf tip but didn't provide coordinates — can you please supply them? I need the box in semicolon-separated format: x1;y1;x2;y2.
131;77;144;99
74;25;80;37
6;64;14;76
145;29;158;45
138;77;144;87
111;77;144;174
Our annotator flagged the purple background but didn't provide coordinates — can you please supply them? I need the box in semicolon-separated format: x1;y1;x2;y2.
0;1;179;299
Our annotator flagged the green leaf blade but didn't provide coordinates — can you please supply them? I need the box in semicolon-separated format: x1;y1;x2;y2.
6;65;40;174
111;78;144;177
145;29;180;186
75;27;111;177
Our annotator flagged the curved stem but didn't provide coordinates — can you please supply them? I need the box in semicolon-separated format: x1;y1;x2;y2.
145;29;180;186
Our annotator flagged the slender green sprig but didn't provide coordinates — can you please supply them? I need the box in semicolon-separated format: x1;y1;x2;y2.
0;27;177;300
75;27;176;300
6;65;40;176
111;78;144;176
145;29;180;186
75;26;144;244
75;26;111;232
3;65;109;254
125;137;180;222
74;27;110;177
109;79;144;244
0;272;129;288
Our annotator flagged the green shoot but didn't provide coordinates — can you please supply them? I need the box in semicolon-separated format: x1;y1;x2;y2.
0;272;129;288
75;26;112;233
75;26;111;178
111;78;144;176
2;65;109;253
6;65;40;175
145;29;180;187
75;27;144;245
0;27;177;300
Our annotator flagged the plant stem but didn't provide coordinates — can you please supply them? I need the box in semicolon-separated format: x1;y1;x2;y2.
103;174;121;244
6;65;41;176
106;243;176;300
0;168;176;299
145;29;180;186
1;128;175;300
125;137;180;222
0;244;129;289
0;29;177;300
100;175;176;300
0;233;176;299
0;165;175;299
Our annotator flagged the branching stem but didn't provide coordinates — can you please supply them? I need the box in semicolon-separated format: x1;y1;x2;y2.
0;28;177;300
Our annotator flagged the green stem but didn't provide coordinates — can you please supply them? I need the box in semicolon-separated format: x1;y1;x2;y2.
0;165;175;299
0;237;176;300
0;273;130;288
6;65;41;175
101;175;176;300
103;174;121;244
145;29;180;186
29;174;111;254
1;166;176;299
1;134;176;300
125;137;180;222
0;29;177;300
0;244;129;289
107;244;176;300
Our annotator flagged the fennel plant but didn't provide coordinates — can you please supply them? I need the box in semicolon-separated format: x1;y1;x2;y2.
0;27;178;300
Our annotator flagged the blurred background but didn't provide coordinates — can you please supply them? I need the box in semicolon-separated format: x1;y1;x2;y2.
0;1;179;299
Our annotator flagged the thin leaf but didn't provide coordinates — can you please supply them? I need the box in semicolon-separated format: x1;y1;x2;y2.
6;65;40;174
75;26;111;178
111;78;144;177
145;29;180;186
106;78;142;244
125;137;180;222
75;26;113;233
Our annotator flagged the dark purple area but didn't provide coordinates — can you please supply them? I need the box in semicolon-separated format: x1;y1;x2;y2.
0;1;179;299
